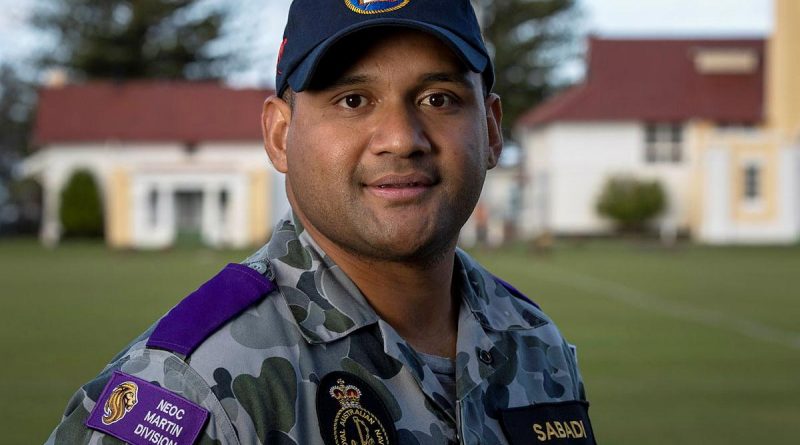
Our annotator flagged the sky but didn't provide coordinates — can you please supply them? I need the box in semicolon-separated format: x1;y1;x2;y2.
582;0;771;36
0;0;773;87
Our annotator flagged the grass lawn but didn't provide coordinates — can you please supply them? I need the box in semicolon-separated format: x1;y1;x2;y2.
2;238;799;444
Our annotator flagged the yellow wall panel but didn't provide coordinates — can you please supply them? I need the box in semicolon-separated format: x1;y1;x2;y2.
767;0;800;136
686;121;713;237
106;169;132;248
249;170;271;245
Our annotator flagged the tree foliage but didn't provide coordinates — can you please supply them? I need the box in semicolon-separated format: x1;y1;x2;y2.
60;169;104;238
5;178;42;235
0;65;35;180
596;176;666;233
475;0;578;129
33;0;228;80
0;64;37;233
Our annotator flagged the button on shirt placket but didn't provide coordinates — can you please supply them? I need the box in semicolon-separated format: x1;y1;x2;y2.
453;302;510;444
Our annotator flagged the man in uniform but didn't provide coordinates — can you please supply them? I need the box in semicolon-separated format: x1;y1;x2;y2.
46;1;594;444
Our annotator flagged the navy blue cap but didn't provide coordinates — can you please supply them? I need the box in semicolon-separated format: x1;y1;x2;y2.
276;0;494;97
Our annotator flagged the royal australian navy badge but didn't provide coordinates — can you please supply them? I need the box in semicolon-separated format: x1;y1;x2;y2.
317;372;397;445
344;0;410;15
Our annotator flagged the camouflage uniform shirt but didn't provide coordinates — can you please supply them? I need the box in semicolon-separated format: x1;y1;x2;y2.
46;214;592;445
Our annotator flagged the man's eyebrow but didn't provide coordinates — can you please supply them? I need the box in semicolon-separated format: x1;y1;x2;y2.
420;72;475;90
317;74;374;91
316;71;476;91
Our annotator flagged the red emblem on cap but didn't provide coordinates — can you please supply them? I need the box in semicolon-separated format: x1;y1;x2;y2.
277;37;288;73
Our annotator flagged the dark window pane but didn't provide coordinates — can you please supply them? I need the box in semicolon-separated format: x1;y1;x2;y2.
219;189;229;209
148;189;158;226
671;124;682;143
744;165;760;199
646;124;657;142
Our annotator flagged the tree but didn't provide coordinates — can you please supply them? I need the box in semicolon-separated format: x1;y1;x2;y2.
475;0;578;128
0;65;35;182
33;0;228;80
596;176;666;233
5;178;43;235
60;170;104;238
0;64;37;234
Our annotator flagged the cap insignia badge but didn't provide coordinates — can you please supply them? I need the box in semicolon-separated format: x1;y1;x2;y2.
345;0;410;15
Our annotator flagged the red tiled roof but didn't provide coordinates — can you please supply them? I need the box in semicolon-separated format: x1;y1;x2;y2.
33;81;274;146
517;37;765;128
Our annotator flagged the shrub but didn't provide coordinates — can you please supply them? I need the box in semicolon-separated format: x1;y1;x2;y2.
59;169;104;238
596;176;666;233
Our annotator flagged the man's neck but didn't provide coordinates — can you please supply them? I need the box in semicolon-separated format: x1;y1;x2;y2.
306;228;460;359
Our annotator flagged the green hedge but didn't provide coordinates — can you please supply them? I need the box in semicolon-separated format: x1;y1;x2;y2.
59;169;104;238
596;175;666;233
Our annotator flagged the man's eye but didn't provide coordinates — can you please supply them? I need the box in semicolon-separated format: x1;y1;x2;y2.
422;93;455;108
338;94;367;109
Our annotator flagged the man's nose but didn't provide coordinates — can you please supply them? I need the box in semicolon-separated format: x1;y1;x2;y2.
367;102;432;157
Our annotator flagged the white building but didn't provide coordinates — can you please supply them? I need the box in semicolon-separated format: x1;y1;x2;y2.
515;29;800;244
24;81;289;249
460;160;522;247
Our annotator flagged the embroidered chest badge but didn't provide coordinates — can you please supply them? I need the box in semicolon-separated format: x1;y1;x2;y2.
344;0;410;15
316;372;397;445
86;371;209;445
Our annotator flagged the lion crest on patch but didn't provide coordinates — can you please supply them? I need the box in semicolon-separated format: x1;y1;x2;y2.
101;381;139;425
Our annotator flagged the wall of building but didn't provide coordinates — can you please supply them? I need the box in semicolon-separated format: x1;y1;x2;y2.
690;0;800;245
694;127;800;244
460;166;520;247
519;122;692;236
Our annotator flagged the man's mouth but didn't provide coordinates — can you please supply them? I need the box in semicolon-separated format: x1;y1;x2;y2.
367;173;436;188
364;173;437;200
376;182;425;189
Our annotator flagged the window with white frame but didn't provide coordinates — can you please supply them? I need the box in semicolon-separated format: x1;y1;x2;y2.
645;123;683;163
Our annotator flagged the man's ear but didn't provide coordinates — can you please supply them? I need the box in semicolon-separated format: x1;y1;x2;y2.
485;93;504;169
262;95;292;173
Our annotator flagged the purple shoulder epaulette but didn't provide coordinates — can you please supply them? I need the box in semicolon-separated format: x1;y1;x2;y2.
147;263;277;356
493;276;541;310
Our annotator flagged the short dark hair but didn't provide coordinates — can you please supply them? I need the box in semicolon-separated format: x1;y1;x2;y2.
281;88;295;109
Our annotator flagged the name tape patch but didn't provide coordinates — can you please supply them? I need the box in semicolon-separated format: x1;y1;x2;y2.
86;371;209;445
499;401;597;445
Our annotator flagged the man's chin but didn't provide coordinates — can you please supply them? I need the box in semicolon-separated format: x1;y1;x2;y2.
352;228;456;265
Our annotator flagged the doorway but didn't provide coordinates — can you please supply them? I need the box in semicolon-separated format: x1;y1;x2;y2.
174;190;203;245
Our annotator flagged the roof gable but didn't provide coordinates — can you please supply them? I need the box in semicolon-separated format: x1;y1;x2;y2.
34;81;273;146
518;37;765;128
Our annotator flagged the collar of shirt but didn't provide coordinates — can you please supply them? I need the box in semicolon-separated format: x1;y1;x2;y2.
243;212;551;410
